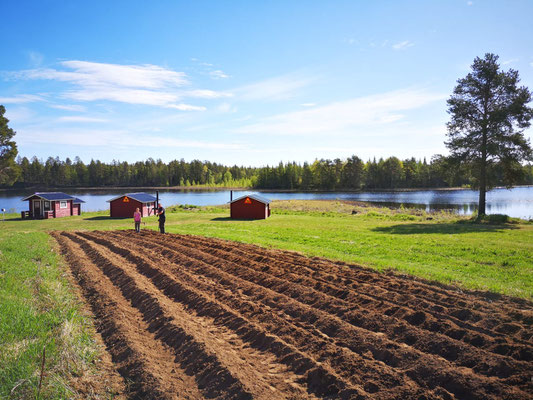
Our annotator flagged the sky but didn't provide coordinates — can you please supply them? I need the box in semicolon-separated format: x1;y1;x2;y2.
1;0;532;167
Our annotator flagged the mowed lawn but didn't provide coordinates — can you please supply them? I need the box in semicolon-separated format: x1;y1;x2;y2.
1;200;532;398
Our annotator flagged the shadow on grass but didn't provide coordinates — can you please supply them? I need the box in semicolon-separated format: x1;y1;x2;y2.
210;217;264;221
83;216;121;220
210;217;234;221
373;222;519;235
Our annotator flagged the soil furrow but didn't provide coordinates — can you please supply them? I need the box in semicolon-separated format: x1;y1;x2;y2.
62;232;254;400
53;229;533;400
176;232;533;342
74;232;320;400
179;234;532;362
79;231;368;399
116;230;531;374
104;231;531;399
52;232;203;400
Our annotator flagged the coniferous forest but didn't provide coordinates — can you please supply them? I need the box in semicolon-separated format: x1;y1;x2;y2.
8;155;533;190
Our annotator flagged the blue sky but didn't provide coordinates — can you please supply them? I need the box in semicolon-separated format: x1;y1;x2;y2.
1;0;532;166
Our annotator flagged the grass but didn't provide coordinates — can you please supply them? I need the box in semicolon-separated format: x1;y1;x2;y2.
1;200;532;398
0;232;105;399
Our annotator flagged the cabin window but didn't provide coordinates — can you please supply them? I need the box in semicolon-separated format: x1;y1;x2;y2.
60;201;67;209
44;201;50;211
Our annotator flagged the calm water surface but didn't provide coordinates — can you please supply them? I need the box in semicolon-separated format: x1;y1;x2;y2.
1;186;532;220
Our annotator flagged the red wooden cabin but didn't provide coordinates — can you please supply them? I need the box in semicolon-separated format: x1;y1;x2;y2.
21;192;85;219
107;193;157;218
230;194;271;219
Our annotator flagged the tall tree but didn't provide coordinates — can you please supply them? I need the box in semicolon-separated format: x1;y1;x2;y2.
446;53;533;216
0;105;20;185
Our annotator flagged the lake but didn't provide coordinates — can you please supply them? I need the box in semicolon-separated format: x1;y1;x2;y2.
1;186;532;220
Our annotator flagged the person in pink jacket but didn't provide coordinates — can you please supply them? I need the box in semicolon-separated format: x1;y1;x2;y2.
133;207;142;233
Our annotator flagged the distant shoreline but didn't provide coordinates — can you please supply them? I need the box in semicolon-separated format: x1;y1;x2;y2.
1;184;532;193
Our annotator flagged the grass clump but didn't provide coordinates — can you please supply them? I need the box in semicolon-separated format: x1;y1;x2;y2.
0;232;119;399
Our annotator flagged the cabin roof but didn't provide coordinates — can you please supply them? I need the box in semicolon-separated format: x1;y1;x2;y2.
72;197;85;204
22;192;77;201
106;192;157;203
229;194;271;205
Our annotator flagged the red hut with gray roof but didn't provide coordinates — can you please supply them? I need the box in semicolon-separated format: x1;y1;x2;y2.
21;192;85;219
107;192;157;218
230;194;271;219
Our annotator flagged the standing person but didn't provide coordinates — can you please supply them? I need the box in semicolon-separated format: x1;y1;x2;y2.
156;203;166;234
133;207;142;233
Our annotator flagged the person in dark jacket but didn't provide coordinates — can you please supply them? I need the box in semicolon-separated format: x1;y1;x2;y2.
156;203;165;233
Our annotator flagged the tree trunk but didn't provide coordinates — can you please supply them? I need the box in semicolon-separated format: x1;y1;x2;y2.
478;181;486;217
478;127;488;218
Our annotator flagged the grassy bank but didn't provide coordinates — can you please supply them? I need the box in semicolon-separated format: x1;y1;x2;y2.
0;232;121;399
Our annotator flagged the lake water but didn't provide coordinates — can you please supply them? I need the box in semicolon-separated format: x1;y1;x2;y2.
1;186;532;220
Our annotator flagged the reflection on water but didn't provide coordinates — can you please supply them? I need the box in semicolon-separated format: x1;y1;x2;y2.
1;186;532;220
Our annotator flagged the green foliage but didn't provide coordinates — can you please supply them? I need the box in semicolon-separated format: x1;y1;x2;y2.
7;152;533;190
446;53;533;214
0;105;20;186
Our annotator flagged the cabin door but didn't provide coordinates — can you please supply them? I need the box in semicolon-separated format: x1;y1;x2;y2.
33;200;42;217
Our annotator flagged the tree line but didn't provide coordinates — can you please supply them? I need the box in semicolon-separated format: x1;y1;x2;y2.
9;154;533;190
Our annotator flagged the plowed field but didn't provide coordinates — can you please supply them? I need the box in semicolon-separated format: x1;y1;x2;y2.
51;230;533;400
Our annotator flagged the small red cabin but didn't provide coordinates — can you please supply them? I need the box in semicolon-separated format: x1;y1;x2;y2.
21;192;85;219
230;194;271;219
107;192;157;218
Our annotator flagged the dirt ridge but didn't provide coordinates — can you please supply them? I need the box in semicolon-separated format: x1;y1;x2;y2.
52;230;533;400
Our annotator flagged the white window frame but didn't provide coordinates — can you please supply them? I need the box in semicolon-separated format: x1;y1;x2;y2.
60;201;68;209
44;201;50;211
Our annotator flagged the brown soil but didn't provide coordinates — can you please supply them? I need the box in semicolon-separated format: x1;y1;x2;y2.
50;230;533;400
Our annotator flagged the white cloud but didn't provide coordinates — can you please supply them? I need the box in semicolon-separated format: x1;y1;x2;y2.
300;103;316;107
186;89;233;99
18;60;188;89
235;74;315;101
235;88;445;136
392;41;414;50
11;60;212;111
0;94;43;104
49;104;87;112
57;116;108;123
165;104;206;111
210;70;229;79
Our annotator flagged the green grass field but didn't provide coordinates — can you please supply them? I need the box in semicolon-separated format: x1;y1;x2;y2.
1;200;532;398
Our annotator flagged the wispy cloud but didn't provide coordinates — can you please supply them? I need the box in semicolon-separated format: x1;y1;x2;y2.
0;94;44;104
502;58;518;65
235;74;315;101
300;103;316;107
56;116;108;123
186;89;233;99
27;51;44;67
17;127;243;150
392;41;414;50
17;60;188;88
235;88;444;136
49;104;87;112
210;70;229;79
10;60;225;111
